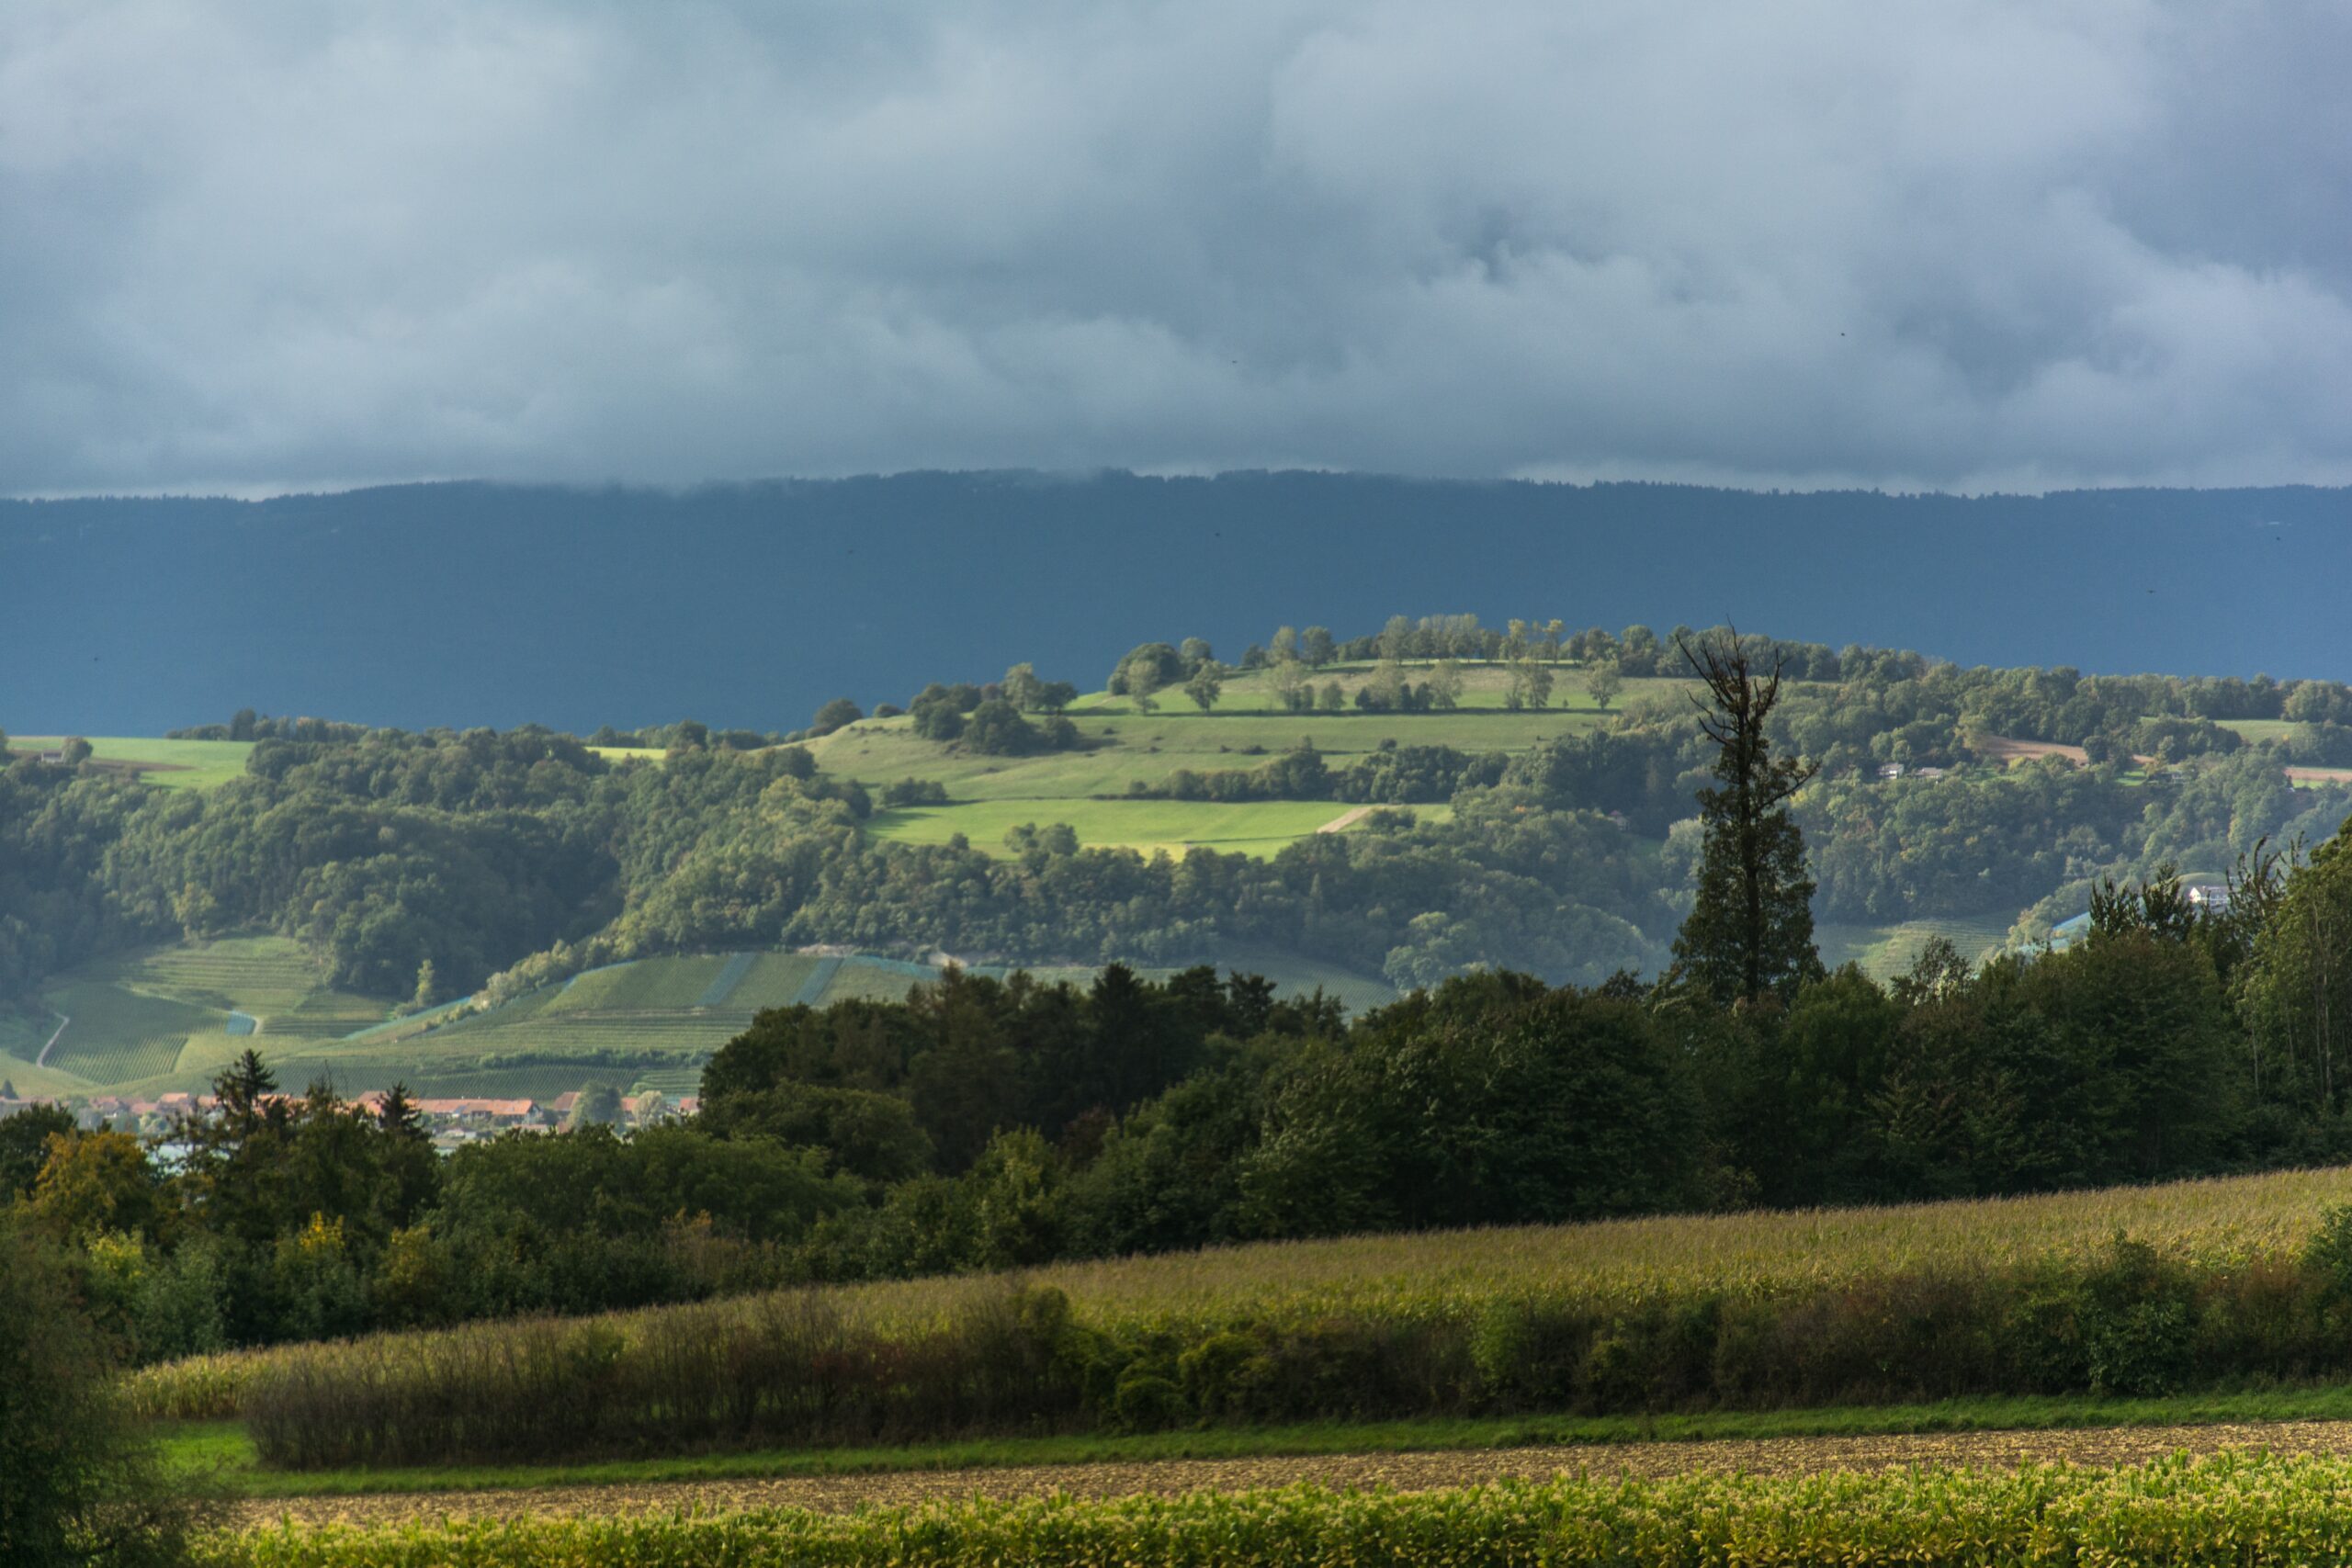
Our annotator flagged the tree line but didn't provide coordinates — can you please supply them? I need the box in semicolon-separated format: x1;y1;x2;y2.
17;633;2352;1363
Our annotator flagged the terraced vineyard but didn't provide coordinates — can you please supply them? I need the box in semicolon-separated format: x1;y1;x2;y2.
721;953;826;1009
26;936;390;1091
1816;911;2021;980
38;978;218;1082
21;937;1393;1099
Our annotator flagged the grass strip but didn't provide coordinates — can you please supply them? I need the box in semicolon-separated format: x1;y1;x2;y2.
168;1383;2352;1498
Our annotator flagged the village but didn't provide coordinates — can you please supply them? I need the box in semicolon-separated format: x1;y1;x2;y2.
0;1087;697;1155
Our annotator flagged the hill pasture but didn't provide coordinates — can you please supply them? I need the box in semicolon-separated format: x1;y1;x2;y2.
808;660;1665;865
4;735;254;789
23;945;1393;1100
866;797;1395;859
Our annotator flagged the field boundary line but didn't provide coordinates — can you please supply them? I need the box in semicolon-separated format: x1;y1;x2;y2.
793;956;845;1007
695;953;757;1009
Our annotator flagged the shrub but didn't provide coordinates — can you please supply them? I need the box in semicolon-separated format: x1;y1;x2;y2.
0;1219;209;1567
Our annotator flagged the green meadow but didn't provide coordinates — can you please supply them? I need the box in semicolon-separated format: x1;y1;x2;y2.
6;735;254;789
867;797;1394;858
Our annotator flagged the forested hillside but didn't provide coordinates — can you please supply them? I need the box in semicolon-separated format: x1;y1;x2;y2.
7;617;2352;1103
8;477;2352;738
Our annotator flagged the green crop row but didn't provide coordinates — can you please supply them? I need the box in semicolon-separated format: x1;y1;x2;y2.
207;1454;2352;1566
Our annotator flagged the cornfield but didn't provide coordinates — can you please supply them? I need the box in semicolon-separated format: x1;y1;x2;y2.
204;1453;2352;1566
135;1161;2352;1424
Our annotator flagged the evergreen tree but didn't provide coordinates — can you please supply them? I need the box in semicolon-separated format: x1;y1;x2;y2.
1672;628;1823;1004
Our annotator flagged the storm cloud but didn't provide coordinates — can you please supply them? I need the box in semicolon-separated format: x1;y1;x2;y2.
4;0;2348;494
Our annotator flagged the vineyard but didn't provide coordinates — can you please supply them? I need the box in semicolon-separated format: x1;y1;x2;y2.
15;938;1396;1100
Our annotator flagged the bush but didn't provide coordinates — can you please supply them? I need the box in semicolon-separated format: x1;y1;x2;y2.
0;1219;208;1567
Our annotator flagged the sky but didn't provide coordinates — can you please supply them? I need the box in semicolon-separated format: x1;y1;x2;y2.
4;0;2350;498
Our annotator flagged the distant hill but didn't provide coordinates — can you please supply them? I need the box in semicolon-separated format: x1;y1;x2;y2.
5;473;2349;735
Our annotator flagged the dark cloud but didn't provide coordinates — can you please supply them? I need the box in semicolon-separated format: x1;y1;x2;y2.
2;0;2346;494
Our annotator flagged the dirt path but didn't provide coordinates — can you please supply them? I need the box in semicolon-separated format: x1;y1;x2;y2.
35;1011;69;1067
230;1419;2352;1529
1317;806;1375;833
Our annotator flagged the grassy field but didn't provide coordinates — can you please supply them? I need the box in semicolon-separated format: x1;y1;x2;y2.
6;734;254;789
808;709;1592;804
0;1040;88;1098
1063;661;1699;718
803;666;1680;873
866;797;1380;858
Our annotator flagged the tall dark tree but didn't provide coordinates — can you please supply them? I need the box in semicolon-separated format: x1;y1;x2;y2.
1672;628;1823;1004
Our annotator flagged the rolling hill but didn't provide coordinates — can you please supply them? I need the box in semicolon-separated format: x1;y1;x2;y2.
6;940;1400;1101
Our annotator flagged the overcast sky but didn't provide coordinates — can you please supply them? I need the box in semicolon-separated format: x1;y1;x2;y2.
4;0;2348;497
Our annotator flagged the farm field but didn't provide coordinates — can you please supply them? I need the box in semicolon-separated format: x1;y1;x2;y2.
866;797;1394;858
5;734;254;788
39;977;221;1082
138;1161;2352;1428
191;1453;2352;1564
798;665;1708;871
0;1040;85;1098
807;707;1596;804
804;1159;2352;1328
19;936;397;1092
160;1384;2352;1502
1815;910;2019;978
1062;660;1702;718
